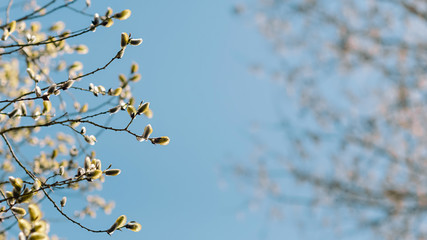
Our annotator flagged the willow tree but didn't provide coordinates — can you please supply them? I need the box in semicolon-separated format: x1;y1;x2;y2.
0;0;169;239
231;0;427;239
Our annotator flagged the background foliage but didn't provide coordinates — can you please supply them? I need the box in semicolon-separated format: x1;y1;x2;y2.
231;0;427;239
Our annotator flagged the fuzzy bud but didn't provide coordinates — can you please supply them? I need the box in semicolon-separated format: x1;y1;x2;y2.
137;102;150;115
127;105;137;118
114;9;131;20
11;207;26;215
35;86;42;97
60;196;67;208
47;84;57;95
87;169;103;180
151;136;170;146
121;32;129;48
28;204;41;221
62;80;74;90
105;169;121;176
141;124;153;141
109;105;121;114
125;221;142;232
129;38;143;46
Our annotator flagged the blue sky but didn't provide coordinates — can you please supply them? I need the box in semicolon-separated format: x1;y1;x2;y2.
55;0;287;239
4;0;343;239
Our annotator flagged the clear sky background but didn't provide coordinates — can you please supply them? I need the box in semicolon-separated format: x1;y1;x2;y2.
5;0;346;239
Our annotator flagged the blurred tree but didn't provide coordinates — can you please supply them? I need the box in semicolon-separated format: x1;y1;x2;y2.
0;0;169;239
231;0;427;239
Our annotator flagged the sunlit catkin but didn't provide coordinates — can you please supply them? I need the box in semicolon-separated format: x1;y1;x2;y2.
28;204;41;221
125;221;142;232
151;136;170;145
18;219;31;235
141;124;153;140
87;169;102;180
137;102;149;115
105;169;121;176
127;105;137;118
114;9;131;20
11;207;26;215
131;63;139;73
121;32;129;48
115;215;127;228
130;38;143;46
28;232;48;240
60;196;67;208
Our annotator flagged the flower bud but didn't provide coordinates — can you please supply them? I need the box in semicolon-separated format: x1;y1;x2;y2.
5;191;14;204
144;108;153;119
47;84;57;95
109;105;121;114
80;126;86;135
75;44;88;54
97;85;106;94
18;232;25;240
35;86;42;97
60;196;67;208
1;28;10;41
141;124;153;140
9;176;23;190
95;159;101;170
111;87;122;96
87;169;103;179
11;207;26;215
32;179;41;190
59;166;65;176
27;68;35;79
18;219;31;235
62;80;74;90
19;102;27;116
84;156;91;170
28;232;48;240
80;103;89;113
114;9;131;20
8;108;20;118
18;188;33;203
105;169;121;176
92;13;100;25
129;38;143;46
102;18;114;27
76;167;85;177
125;221;142;232
131;63;139;74
127;105;137;118
33;221;47;233
68;61;83;72
70;146;78;156
151;136;170;145
130;73;141;82
8;21;16;33
49;21;64;32
84;135;96;145
42;100;51;114
121;32;129;48
115;215;127;228
118;74;126;83
137;102;149;115
28;204;41;221
26;33;36;43
105;7;113;17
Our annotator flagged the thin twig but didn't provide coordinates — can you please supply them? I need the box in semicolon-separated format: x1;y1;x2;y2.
5;0;13;23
